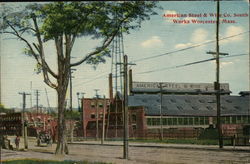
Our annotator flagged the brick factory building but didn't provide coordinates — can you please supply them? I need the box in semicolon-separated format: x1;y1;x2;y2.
80;71;250;140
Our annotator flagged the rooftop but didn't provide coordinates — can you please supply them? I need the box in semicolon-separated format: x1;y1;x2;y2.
128;94;250;116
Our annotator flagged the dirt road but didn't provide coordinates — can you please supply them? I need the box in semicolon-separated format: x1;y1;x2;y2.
1;138;250;164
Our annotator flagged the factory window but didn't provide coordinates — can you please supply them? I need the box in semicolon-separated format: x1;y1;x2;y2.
90;114;95;119
225;117;230;124
194;117;199;125
221;117;225;124
163;118;167;125
236;116;242;123
242;116;248;124
232;116;236;124
132;114;137;123
152;118;159;125
98;102;103;108
178;118;183;125
168;118;173;125
199;117;205;125
188;117;194;125
147;118;152;125
91;102;95;108
213;117;217;124
184;118;188;125
173;118;177;125
205;117;209;125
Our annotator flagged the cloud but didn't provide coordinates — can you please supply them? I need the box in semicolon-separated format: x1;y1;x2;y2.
175;42;192;49
141;36;163;48
221;26;244;44
191;28;209;43
163;10;178;23
220;61;233;68
174;28;210;50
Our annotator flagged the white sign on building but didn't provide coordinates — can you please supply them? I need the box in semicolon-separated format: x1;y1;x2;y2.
132;81;230;92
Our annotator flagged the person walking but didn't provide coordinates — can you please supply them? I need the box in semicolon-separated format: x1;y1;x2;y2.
15;135;20;150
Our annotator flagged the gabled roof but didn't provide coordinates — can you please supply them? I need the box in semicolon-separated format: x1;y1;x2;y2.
128;94;250;116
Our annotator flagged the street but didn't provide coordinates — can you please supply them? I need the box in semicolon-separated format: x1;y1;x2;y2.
1;137;250;164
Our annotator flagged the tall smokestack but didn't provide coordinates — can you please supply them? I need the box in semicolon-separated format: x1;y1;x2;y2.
109;73;113;101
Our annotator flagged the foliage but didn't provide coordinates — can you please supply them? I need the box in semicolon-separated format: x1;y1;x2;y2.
0;103;5;110
65;110;80;120
1;1;160;154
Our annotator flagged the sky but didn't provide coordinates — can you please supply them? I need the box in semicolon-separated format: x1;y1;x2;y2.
0;1;249;109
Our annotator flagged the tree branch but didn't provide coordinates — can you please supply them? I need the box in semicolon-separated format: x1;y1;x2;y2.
70;15;129;67
32;16;58;88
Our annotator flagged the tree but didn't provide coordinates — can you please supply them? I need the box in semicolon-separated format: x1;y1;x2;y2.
1;2;159;155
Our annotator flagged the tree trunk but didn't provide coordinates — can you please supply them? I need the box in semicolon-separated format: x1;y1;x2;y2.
55;81;69;155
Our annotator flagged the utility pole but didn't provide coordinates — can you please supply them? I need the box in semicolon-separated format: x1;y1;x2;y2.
101;95;106;144
81;93;86;138
206;0;228;149
94;89;100;140
45;88;51;114
77;92;85;137
19;92;30;149
30;81;32;109
69;68;76;111
35;90;40;114
158;83;164;141
123;55;129;159
69;68;76;143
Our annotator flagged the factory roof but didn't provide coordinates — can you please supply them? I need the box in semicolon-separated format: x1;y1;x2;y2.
128;94;250;116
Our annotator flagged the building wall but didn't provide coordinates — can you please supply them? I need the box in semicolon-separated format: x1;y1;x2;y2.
82;98;109;137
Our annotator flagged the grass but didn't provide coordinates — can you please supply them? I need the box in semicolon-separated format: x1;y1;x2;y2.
129;138;232;146
2;159;111;164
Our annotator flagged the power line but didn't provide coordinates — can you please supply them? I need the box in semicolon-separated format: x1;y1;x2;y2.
136;53;248;75
133;31;249;63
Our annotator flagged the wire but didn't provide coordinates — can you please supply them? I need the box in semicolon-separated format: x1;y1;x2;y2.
136;53;248;75
133;31;249;63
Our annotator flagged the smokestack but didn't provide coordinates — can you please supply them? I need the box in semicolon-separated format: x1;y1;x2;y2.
129;69;133;95
109;73;113;101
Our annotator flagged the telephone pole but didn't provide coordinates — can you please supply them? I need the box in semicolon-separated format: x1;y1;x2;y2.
158;83;164;141
206;0;228;149
19;92;30;149
77;92;85;137
69;68;76;111
35;90;40;114
94;89;100;140
101;95;106;145
123;55;129;159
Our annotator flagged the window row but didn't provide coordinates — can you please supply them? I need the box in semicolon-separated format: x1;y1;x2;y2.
147;116;250;126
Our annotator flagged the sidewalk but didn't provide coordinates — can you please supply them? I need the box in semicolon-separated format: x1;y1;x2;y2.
70;140;250;152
